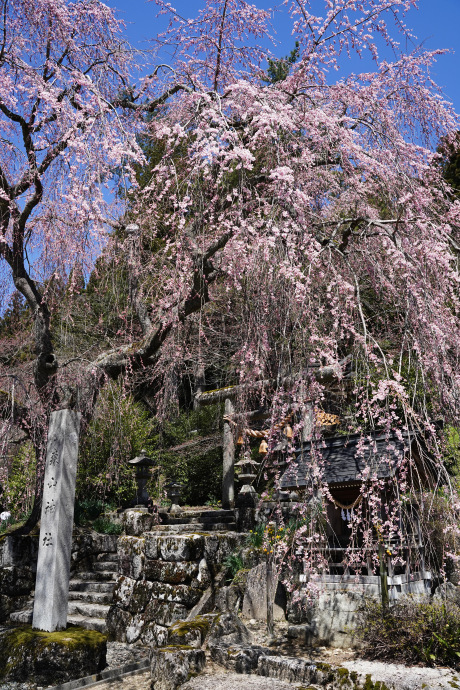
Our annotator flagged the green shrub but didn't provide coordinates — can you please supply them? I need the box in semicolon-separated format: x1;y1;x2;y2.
77;381;152;506
92;517;123;535
246;523;265;549
359;597;460;669
74;499;107;526
1;441;36;522
224;552;244;580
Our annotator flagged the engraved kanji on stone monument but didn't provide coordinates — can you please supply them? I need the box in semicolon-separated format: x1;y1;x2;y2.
32;409;80;632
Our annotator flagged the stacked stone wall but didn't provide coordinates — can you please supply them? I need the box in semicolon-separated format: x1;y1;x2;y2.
107;531;246;645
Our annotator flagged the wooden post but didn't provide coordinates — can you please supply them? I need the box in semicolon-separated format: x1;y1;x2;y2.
222;398;235;510
379;543;389;613
266;551;275;638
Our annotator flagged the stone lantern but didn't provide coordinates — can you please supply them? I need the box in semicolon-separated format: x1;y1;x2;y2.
165;480;183;505
128;449;156;507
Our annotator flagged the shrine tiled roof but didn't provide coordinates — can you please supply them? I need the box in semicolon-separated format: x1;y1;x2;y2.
279;432;412;489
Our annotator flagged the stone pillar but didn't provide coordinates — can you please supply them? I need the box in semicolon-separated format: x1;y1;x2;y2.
222;398;235;510
32;409;80;632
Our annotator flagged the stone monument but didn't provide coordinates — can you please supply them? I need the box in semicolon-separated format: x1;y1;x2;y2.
32;409;80;632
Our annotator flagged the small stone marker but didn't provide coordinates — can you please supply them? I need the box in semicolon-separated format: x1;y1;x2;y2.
32;409;81;632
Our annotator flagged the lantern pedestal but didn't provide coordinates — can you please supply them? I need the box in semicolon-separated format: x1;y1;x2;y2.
236;484;258;532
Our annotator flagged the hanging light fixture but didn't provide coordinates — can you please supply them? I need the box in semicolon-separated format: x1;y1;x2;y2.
259;439;268;455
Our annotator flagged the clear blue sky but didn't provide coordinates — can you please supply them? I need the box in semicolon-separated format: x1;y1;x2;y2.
107;0;460;115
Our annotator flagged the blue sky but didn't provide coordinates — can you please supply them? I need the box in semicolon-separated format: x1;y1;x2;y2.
107;0;460;114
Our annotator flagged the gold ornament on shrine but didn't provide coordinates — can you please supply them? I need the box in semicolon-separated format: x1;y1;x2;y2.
237;433;244;445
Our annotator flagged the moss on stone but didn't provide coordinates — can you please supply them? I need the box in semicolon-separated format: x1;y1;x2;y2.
362;675;390;690
169;616;211;639
0;624;107;681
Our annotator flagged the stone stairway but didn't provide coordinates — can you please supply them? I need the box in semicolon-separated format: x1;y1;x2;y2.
66;554;118;632
9;509;239;635
157;509;237;533
10;537;119;634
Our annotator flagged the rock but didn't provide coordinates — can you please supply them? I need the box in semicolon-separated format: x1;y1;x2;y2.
195;558;212;589
123;509;154;536
118;536;145;580
241;564;286;622
0;565;35;596
144;559;199;585
125;612;150;644
0;625;107;684
168;615;214;648
0;535;38;569
90;533;119;553
434;581;460;605
214;585;241;613
106;606;132;642
0;594;31;623
240;547;264;569
141;623;169;647
150;646;206;690
144;599;189;627
256;655;320;686
287;623;315;644
145;534;205;562
112;575;136;610
208;612;252;646
209;644;276;674
203;533;245;567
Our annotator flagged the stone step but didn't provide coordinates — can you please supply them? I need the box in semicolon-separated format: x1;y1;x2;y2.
67;601;111;619
78;570;117;581
10;609;33;624
93;561;118;572
182;510;235;519
69;580;115;593
10;608;107;633
96;552;118;562
153;522;237;533
167;515;235;525
68;590;114;605
67;613;107;633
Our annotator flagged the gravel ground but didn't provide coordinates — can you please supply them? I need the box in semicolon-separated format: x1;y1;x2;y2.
342;659;460;690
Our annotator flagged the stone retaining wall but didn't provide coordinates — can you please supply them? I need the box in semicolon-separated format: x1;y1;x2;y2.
107;532;246;645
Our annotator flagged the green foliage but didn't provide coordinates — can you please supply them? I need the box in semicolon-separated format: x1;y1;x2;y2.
246;523;265;549
92;517;123;535
419;491;460;579
77;384;223;509
1;442;36;522
149;404;223;506
262;42;300;84
443;425;460;476
224;551;244;580
74;499;106;526
0;291;30;339
76;382;153;506
359;597;460;669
